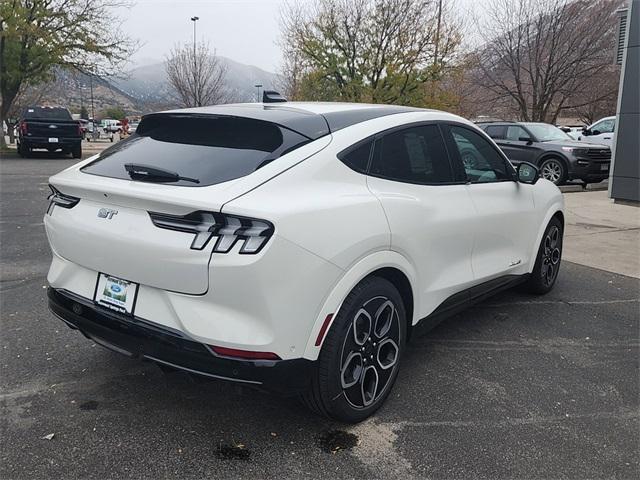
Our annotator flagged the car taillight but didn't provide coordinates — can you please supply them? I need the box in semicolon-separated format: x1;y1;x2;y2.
47;185;80;214
77;122;82;136
20;121;28;134
148;211;274;254
208;345;281;361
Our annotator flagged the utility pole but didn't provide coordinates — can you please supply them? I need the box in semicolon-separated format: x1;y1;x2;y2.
89;73;95;121
191;16;199;106
254;84;262;102
433;0;442;68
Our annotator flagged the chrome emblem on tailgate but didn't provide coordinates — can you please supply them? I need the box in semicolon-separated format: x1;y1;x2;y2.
97;208;118;219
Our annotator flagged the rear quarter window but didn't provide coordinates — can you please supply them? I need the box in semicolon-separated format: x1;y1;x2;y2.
23;107;72;121
81;115;311;187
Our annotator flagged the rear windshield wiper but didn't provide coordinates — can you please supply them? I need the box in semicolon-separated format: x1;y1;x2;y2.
124;163;200;184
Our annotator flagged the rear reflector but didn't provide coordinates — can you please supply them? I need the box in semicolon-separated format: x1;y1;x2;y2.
315;314;334;346
209;345;281;361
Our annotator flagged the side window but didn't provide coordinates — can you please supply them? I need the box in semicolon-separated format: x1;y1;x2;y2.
370;125;454;184
592;119;614;134
448;126;512;183
339;139;373;173
484;125;506;140
506;126;529;141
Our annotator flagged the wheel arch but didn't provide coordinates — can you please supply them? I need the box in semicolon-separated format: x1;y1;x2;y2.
537;152;570;170
527;202;565;273
302;250;418;360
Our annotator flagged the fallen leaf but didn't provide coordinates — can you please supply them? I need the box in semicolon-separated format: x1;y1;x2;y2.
42;433;55;440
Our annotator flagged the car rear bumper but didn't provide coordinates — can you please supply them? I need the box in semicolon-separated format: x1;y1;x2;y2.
48;287;315;395
21;136;81;148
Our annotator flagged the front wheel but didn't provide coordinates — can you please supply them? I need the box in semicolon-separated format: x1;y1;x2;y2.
302;276;407;423
522;217;563;294
539;158;567;185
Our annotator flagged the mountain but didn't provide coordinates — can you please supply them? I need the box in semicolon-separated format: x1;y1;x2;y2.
111;56;281;107
21;57;280;118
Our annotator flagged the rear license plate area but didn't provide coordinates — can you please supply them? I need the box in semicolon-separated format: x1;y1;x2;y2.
94;273;139;315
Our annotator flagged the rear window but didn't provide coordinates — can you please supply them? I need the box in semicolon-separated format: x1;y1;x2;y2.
81;115;311;187
23;107;72;121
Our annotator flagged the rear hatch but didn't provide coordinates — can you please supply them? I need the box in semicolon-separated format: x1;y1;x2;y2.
45;112;331;295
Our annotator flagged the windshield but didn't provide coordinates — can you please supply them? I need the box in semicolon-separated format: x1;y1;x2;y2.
522;123;571;142
81;114;311;187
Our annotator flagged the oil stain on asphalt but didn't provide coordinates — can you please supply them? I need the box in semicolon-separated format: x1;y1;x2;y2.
318;430;359;454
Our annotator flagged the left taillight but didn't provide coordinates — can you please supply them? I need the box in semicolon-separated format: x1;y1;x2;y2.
148;211;274;254
47;185;80;214
20;121;28;135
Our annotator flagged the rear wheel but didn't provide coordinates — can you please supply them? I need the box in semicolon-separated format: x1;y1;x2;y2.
302;276;406;423
71;144;82;159
539;157;566;185
17;142;29;157
522;217;563;294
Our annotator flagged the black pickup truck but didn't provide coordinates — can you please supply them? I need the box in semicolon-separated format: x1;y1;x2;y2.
17;106;82;158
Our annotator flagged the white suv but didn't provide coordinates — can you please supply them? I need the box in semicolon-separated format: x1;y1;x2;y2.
45;102;564;422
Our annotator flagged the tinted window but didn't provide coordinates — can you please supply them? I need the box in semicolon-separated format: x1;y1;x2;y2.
81;115;310;187
22;107;72;121
484;125;506;139
448;126;512;183
339;140;373;173
506;126;529;141
370;125;453;184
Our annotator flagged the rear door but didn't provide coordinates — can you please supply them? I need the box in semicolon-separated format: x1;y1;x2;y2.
442;124;537;281
365;123;476;316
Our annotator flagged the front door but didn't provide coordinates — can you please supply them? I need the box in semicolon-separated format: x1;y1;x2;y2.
443;124;538;281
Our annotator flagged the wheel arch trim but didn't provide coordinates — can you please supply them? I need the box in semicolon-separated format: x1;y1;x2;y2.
302;250;418;360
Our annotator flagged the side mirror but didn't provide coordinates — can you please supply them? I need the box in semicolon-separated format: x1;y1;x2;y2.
517;162;539;184
519;136;533;144
582;128;590;136
591;129;601;136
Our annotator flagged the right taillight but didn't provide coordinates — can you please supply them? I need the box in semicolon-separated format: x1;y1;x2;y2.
47;185;80;214
148;211;274;254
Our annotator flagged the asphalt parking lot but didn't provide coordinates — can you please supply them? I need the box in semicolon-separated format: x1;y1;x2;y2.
1;153;639;479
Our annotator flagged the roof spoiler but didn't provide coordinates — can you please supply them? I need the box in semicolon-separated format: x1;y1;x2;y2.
263;90;287;103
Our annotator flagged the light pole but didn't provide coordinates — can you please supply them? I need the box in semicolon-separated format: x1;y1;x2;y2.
191;16;199;106
254;84;262;102
190;16;199;58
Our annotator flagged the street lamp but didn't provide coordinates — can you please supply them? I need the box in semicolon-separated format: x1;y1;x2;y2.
190;16;199;57
254;84;262;103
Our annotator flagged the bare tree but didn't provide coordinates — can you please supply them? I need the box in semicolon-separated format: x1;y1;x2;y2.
165;41;229;108
279;0;462;105
470;0;623;122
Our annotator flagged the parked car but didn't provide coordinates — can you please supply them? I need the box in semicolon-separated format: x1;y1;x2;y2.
127;122;139;134
558;125;585;140
45;102;564;422
477;121;611;185
577;116;615;147
16;106;82;158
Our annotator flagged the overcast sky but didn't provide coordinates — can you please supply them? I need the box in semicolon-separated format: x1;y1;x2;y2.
121;0;483;73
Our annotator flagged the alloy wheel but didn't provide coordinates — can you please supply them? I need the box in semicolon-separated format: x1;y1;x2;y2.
541;225;561;286
339;296;401;409
541;160;563;184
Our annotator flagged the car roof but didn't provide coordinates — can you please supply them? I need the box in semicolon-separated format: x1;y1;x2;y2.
155;102;437;140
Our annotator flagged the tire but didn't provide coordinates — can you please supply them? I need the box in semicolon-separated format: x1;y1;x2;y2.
17;142;29;158
302;276;407;423
522;216;563;294
71;144;82;159
539;157;567;185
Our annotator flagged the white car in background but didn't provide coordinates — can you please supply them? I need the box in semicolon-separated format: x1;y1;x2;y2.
45;101;564;422
578;116;616;147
